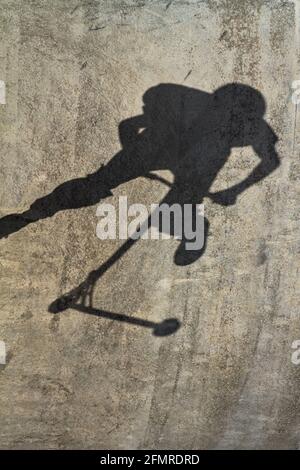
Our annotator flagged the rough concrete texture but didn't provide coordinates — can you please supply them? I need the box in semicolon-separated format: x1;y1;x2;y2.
0;0;300;449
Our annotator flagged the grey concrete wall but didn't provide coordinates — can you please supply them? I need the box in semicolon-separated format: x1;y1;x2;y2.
0;0;299;449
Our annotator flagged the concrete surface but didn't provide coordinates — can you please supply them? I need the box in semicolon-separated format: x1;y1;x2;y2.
0;0;300;449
